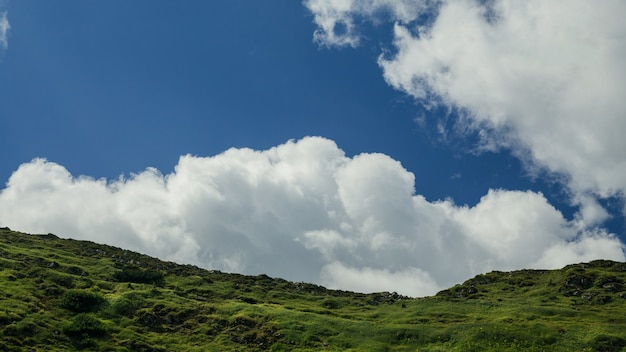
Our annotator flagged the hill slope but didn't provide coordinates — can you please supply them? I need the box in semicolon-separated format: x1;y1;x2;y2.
1;227;625;351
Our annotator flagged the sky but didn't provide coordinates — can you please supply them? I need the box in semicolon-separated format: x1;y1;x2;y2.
0;1;625;296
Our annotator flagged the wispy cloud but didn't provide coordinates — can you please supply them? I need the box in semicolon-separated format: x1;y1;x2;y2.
0;11;9;50
1;138;622;296
303;0;431;47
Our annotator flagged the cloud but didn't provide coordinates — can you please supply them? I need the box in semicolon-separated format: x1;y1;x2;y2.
307;0;626;219
0;11;9;50
320;262;440;296
303;0;431;47
378;0;626;196
1;137;623;296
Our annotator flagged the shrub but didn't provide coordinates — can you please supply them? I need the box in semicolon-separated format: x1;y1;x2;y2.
113;267;165;286
111;297;141;317
322;299;339;309
48;272;75;288
61;290;106;313
589;335;626;352
240;296;258;304
62;314;107;337
3;319;37;338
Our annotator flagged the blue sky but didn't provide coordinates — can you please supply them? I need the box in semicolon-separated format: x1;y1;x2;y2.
1;1;543;203
1;1;625;296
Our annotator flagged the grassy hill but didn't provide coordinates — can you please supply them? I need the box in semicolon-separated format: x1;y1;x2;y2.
0;227;625;351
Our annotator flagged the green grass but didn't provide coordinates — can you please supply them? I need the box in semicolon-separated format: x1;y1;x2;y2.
1;227;625;351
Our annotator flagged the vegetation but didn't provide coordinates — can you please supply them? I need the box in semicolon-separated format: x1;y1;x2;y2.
0;227;625;351
61;290;107;313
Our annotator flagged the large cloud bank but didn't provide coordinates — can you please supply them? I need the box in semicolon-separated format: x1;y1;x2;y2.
305;0;626;215
1;137;623;296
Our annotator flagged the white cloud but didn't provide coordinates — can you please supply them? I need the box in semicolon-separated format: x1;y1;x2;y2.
0;11;9;50
1;137;623;296
448;190;580;271
307;0;626;219
303;0;430;47
573;194;611;229
320;262;440;296
533;231;626;269
379;0;626;196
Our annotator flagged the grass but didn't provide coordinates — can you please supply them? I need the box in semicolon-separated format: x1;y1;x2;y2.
0;227;625;351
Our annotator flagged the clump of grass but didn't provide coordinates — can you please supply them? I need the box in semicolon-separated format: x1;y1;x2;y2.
109;296;141;317
62;313;107;337
113;267;165;286
62;313;107;350
61;289;107;313
588;334;626;352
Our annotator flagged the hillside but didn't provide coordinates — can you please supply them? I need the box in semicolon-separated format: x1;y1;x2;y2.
0;227;625;351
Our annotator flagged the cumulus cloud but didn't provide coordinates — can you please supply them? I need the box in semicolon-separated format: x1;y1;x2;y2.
307;0;626;219
0;11;9;50
1;137;623;296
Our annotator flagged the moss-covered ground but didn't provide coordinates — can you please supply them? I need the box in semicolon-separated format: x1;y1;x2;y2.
1;227;625;351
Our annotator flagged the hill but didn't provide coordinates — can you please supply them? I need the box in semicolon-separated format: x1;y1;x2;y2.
0;227;625;351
